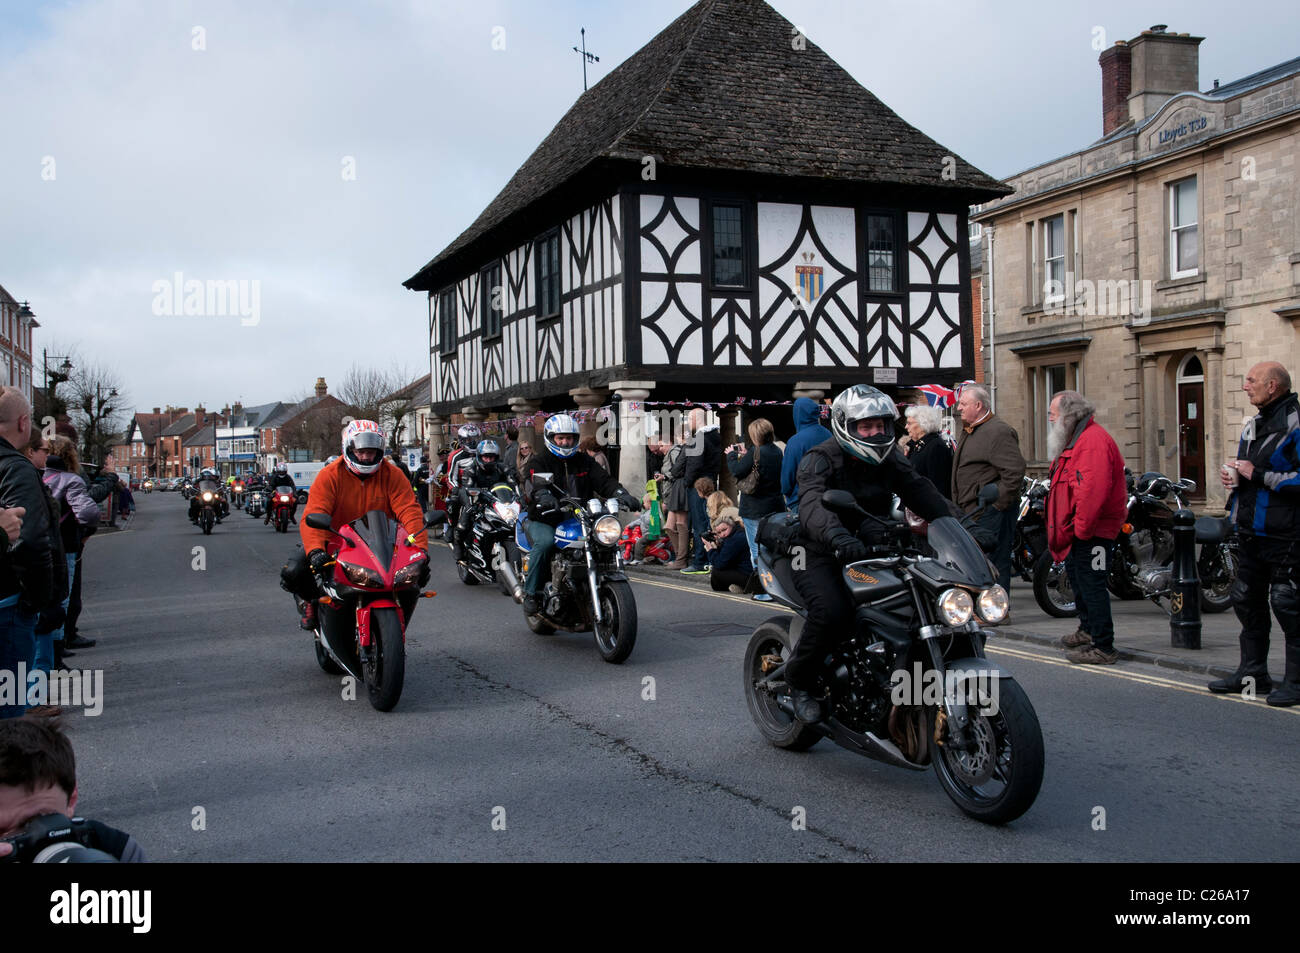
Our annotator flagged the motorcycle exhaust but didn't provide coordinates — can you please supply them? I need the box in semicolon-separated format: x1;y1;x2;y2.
497;556;523;603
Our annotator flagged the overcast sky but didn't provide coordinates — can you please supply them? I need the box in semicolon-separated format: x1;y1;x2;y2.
2;0;1296;417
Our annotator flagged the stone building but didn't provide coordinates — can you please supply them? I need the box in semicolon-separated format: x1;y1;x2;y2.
974;25;1300;510
404;0;1005;492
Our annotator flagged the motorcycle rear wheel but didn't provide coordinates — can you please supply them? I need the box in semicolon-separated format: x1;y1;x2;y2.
1032;553;1077;617
930;678;1044;824
1198;544;1236;613
364;607;405;712
457;560;479;586
314;637;343;675
593;580;637;664
742;620;821;751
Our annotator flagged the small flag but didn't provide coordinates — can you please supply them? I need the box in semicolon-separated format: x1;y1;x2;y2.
917;384;956;408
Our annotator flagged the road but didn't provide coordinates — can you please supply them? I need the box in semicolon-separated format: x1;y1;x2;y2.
61;494;1300;861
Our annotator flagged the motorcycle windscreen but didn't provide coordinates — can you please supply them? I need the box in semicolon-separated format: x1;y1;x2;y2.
553;516;584;549
350;510;400;572
918;517;994;588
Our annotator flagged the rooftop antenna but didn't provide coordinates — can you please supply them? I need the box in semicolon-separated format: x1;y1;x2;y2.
573;27;599;91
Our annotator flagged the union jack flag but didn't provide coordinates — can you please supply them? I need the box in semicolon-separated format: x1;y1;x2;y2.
917;384;956;408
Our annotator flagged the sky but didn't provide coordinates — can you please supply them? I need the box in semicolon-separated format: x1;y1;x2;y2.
1;0;1296;418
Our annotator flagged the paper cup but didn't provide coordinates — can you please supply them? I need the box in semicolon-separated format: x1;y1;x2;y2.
1222;460;1239;487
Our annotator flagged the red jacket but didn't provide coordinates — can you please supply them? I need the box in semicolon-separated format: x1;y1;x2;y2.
1046;418;1128;561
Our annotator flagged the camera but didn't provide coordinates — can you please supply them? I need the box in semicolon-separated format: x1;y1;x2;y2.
702;531;716;543
0;813;117;863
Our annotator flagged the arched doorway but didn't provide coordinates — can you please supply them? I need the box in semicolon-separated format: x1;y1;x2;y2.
1177;353;1205;499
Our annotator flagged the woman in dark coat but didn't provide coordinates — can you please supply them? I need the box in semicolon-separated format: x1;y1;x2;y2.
725;417;785;601
903;404;954;500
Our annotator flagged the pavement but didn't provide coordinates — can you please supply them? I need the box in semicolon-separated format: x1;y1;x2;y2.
622;560;1279;683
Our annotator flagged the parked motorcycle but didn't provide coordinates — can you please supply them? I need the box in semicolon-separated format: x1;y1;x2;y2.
498;481;639;664
269;490;296;533
303;509;442;712
1033;470;1237;617
1010;477;1050;582
743;485;1044;824
450;483;521;596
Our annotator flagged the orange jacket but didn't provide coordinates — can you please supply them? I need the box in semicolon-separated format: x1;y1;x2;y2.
299;459;428;555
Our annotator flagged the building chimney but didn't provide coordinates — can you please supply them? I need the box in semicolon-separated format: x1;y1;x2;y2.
1124;25;1204;124
315;377;327;398
153;407;161;414
1099;41;1132;135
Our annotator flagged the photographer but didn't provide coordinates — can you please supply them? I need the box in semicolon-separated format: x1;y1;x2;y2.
0;715;145;861
703;512;759;595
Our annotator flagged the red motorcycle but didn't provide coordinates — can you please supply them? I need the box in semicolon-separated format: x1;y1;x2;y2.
304;509;444;712
270;490;296;533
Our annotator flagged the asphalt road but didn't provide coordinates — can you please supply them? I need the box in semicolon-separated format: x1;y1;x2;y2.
61;494;1300;862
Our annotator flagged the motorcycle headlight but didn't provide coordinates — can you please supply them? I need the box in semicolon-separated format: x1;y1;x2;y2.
593;515;621;546
936;588;974;627
202;492;213;501
493;501;518;524
337;561;383;588
393;559;425;586
976;585;1009;624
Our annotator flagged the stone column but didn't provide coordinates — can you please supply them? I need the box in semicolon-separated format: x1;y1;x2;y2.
793;380;832;401
428;414;450;456
608;381;654;501
569;386;609;441
1204;348;1226;512
509;398;543;456
1139;353;1159;473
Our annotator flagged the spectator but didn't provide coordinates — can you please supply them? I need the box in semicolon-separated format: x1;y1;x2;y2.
1210;362;1300;706
414;454;431;512
705;487;733;522
660;432;690;570
726;417;785;601
579;435;610;473
501;426;520;476
515;440;532;474
43;437;99;660
0;387;52;719
389;451;412;484
1045;391;1127;666
952;382;1025;589
781;397;832;514
703;514;758;594
0;714;146;861
117;481;135;518
681;409;721;575
903;404;953;500
22;435;69;680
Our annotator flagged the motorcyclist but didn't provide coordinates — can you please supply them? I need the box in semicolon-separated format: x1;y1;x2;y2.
264;462;299;525
279;420;430;630
451;439;508;561
784;385;960;723
441;424;481;543
188;468;228;522
517;414;639;615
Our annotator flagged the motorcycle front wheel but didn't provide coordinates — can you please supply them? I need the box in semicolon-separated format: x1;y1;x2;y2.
592;580;637;663
930;678;1044;824
741;619;821;751
1032;553;1077;617
364;607;405;712
201;510;214;535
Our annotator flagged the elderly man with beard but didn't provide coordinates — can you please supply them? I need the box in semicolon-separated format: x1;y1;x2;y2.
1045;391;1127;664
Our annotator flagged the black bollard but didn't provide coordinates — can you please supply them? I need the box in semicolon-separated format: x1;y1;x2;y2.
1170;508;1201;649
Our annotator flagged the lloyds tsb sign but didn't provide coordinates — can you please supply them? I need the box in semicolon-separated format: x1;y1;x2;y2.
1157;114;1210;147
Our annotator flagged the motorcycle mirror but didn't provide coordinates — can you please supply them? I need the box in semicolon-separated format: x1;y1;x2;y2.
822;489;866;515
425;511;448;527
979;483;1000;506
305;513;332;531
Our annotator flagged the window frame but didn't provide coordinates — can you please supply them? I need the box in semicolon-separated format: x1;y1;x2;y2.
1042;214;1066;306
1169;177;1199;279
706;200;751;291
1024;354;1083;462
534;230;561;321
480;261;503;341
437;286;458;357
863;209;901;295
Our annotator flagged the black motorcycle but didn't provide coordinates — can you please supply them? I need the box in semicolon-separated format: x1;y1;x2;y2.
194;489;224;535
743;485;1044;824
451;482;521;596
1034;470;1237;617
498;480;639;664
1011;477;1049;582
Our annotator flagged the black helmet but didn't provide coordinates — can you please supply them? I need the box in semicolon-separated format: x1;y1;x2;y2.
830;385;898;465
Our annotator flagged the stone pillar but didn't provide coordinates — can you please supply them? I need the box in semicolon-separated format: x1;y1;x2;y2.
428;415;450;456
1204;348;1226;512
509;398;544;456
793;380;832;400
1139;353;1159;473
569;386;609;441
608;382;654;501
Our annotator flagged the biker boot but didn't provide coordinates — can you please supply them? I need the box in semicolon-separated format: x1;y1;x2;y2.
521;591;541;615
789;687;824;723
1266;581;1300;706
298;599;317;631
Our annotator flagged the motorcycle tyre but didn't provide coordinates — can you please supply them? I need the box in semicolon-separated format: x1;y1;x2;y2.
741;619;821;751
364;607;405;712
593;580;637;664
1032;553;1077;618
315;638;343;675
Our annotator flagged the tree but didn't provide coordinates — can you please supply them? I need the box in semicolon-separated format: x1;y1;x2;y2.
66;361;128;467
338;364;417;449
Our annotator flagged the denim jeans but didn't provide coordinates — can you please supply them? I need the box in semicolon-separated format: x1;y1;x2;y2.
741;517;761;570
524;521;557;596
0;604;39;719
33;553;77;675
687;491;709;569
1066;537;1115;650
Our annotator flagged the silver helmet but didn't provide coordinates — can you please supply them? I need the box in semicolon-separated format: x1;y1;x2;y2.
830;385;898;465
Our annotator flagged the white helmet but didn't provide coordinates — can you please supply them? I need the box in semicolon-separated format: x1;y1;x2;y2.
830;385;898;465
543;414;581;458
342;419;385;477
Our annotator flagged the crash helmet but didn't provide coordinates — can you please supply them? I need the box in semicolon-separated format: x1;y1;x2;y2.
200;468;217;480
342;419;385;477
830;385;899;466
475;439;500;467
543;414;581;458
275;462;288;474
456;423;481;447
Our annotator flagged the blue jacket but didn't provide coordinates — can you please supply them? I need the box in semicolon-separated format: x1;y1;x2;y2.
781;398;832;507
708;527;753;574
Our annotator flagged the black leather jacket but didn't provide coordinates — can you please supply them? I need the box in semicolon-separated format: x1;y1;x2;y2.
520;448;624;526
0;436;53;611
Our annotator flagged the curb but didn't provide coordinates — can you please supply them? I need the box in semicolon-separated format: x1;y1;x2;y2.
622;562;1235;682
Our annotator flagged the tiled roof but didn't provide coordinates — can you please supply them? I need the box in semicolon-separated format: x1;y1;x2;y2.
405;0;1007;290
160;414;197;437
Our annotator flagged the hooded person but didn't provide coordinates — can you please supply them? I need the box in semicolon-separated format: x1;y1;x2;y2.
780;397;832;514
